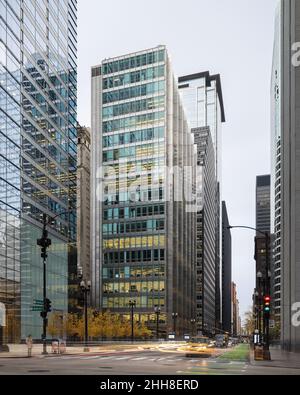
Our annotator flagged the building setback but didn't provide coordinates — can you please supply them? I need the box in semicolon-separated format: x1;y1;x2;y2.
271;0;300;352
91;46;197;335
222;201;232;334
0;0;77;342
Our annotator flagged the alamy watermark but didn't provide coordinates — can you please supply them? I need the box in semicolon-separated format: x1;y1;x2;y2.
291;42;300;67
96;161;204;213
292;303;300;328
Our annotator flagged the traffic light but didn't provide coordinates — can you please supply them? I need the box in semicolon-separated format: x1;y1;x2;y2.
37;233;52;259
264;296;271;314
45;298;52;313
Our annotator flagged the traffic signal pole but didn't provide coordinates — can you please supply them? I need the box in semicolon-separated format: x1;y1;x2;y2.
228;225;272;361
264;232;271;359
37;214;52;355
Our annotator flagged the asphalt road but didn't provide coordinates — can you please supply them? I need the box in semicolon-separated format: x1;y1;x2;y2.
0;349;247;375
0;348;299;375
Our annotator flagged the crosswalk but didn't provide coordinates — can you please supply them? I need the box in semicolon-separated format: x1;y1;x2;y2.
48;354;199;364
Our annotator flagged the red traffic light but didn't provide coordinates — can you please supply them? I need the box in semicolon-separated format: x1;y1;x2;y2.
264;296;271;303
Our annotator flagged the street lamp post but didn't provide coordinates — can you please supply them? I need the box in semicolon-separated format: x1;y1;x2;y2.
37;211;71;355
154;307;161;340
172;313;178;337
129;300;136;343
80;280;91;352
228;225;271;361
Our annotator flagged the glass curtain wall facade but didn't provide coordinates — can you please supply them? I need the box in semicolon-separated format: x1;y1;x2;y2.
0;0;77;342
91;46;197;335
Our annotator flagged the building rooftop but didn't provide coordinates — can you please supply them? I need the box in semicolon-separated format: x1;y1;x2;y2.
178;71;226;123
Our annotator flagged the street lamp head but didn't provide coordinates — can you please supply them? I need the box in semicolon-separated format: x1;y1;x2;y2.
87;280;91;289
257;271;263;279
172;312;178;318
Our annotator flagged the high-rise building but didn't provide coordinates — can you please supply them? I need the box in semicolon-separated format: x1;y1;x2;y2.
271;0;300;352
192;127;216;336
0;0;77;342
271;2;282;326
178;71;226;333
222;201;232;334
91;46;197;336
231;282;240;336
77;125;91;282
256;175;271;235
254;175;271;336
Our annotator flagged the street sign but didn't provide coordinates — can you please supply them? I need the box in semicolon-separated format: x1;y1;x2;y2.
31;306;43;312
168;332;176;340
34;300;44;305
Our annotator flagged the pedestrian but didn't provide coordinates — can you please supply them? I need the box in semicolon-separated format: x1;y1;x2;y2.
26;334;33;358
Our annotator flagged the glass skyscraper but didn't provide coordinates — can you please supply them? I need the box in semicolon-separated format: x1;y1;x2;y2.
0;0;77;342
91;46;197;335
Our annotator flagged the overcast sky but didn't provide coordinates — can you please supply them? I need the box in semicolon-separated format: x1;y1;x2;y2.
77;0;278;320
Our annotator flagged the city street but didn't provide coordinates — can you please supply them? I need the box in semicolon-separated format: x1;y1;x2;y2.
0;345;299;375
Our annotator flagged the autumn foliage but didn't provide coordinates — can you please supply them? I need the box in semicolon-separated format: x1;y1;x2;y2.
47;309;152;340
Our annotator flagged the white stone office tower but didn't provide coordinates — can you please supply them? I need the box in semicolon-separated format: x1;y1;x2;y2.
179;73;226;333
91;46;197;336
271;0;300;352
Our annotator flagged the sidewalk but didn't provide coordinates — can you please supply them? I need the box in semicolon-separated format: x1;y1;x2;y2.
250;346;300;370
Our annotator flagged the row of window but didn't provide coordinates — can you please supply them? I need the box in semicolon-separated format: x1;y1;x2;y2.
103;235;165;250
103;204;165;220
103;249;165;264
103;143;165;162
103;96;165;119
104;188;164;205
104;159;165;178
103;127;164;148
103;81;165;104
102;49;165;75
103;281;165;294
102;265;165;279
103;65;165;90
102;296;165;309
103;111;165;133
103;219;165;236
